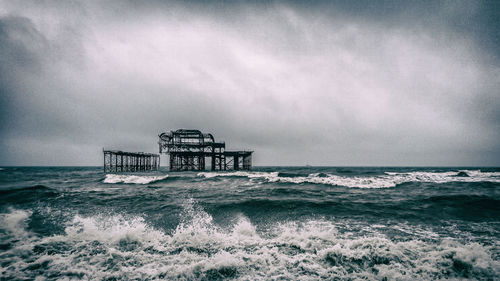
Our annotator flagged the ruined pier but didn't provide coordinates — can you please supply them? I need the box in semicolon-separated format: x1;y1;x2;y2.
103;150;160;173
158;129;252;171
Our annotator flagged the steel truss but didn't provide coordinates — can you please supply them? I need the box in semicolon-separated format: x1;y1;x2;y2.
103;150;160;173
158;129;252;171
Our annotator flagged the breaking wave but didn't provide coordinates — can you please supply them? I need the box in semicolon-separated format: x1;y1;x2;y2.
198;170;500;188
103;174;169;184
1;202;498;280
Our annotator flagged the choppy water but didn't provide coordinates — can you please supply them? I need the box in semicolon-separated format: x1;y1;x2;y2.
1;166;499;280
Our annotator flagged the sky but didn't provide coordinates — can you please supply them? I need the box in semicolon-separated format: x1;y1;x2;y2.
0;0;499;166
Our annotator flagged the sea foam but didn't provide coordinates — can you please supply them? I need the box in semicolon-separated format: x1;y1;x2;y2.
1;203;498;280
103;174;168;184
198;170;500;188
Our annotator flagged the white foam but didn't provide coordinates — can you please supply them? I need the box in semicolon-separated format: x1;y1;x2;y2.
198;170;500;188
384;170;500;184
0;208;32;237
198;171;279;179
1;204;499;280
457;169;500;178
103;174;168;184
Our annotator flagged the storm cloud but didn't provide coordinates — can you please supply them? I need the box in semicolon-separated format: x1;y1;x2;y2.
0;0;499;166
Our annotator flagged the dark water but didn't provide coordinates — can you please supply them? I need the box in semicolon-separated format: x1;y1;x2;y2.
0;166;499;280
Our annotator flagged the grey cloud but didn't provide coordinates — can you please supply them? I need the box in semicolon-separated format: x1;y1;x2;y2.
0;16;48;135
0;1;499;166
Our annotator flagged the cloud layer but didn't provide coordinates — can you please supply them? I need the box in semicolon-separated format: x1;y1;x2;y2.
1;1;499;166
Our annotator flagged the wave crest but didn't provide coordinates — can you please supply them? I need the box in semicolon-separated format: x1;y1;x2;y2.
198;170;500;188
103;174;168;184
1;203;499;280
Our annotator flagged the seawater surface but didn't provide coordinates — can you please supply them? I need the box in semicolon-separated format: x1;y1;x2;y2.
0;166;499;280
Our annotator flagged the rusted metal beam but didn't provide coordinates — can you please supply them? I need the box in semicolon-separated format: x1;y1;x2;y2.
103;150;160;173
158;129;253;171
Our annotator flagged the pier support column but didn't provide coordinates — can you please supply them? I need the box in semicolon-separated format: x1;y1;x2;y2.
234;156;239;170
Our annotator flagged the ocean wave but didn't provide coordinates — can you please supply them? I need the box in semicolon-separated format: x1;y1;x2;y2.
425;194;500;212
277;172;311;178
103;174;169;184
1;204;498;280
197;170;500;188
0;185;58;203
384;170;500;182
0;184;50;194
198;171;278;179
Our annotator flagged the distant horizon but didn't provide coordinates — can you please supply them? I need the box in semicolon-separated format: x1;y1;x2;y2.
2;165;499;168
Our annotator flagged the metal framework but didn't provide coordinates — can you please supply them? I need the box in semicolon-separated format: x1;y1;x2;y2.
158;129;252;171
103;150;160;173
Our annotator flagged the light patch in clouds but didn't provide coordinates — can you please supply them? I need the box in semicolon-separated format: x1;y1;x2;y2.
0;1;498;166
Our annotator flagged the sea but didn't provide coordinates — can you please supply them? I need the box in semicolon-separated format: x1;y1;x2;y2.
0;166;499;280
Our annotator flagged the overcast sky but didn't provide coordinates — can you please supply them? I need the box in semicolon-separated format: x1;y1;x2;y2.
1;0;499;166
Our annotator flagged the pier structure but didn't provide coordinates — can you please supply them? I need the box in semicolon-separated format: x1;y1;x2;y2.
103;150;160;173
158;129;252;171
